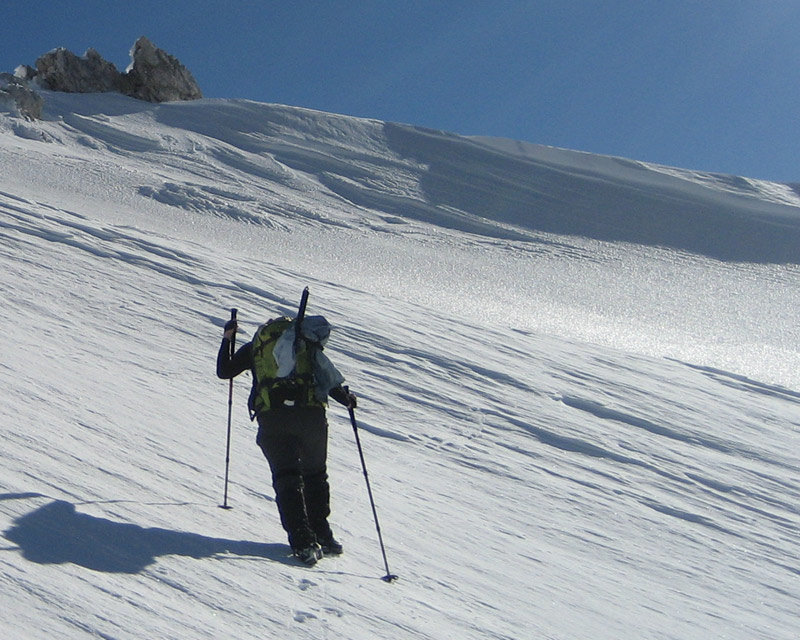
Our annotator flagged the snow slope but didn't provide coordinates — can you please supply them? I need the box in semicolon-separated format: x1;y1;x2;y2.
1;91;798;639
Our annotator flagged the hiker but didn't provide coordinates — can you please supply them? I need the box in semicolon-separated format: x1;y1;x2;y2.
216;312;357;566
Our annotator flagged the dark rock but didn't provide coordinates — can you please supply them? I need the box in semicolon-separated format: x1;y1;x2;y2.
121;36;202;102
2;37;202;120
35;47;122;93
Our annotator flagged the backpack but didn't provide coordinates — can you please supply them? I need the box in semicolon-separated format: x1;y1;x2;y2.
248;316;322;416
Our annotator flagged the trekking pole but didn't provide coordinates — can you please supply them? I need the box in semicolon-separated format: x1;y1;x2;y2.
345;388;398;583
220;308;237;509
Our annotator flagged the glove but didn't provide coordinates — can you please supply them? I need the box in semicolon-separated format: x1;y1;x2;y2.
223;319;238;340
330;386;357;409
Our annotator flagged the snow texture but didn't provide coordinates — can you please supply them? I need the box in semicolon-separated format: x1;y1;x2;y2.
1;90;798;640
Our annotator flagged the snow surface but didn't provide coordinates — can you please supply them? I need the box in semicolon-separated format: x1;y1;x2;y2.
1;91;798;639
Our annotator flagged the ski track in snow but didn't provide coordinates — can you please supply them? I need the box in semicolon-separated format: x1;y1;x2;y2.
1;92;799;639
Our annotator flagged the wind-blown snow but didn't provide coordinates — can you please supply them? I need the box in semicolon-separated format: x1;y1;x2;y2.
1;91;798;639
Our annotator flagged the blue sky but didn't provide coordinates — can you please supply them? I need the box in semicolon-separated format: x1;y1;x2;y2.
2;1;798;182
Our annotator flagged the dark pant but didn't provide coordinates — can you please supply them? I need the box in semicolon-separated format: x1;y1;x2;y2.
256;406;333;550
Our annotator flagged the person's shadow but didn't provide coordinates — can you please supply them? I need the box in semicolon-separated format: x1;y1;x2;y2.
3;497;291;574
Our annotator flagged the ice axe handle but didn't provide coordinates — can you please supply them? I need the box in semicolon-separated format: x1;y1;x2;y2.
229;308;238;354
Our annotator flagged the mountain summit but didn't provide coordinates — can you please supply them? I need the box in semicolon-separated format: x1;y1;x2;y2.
1;36;201;119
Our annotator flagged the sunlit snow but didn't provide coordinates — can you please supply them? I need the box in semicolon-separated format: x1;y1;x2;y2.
1;91;798;639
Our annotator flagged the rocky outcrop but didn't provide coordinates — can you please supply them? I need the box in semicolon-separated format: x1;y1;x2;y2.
121;37;202;102
34;37;202;103
36;47;122;94
1;37;202;119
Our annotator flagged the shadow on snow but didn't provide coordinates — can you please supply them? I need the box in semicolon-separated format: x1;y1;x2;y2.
3;498;290;574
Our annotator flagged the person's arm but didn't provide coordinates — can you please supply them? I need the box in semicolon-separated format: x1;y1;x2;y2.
329;385;357;409
216;319;252;379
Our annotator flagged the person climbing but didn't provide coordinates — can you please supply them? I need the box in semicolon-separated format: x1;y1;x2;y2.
216;300;356;566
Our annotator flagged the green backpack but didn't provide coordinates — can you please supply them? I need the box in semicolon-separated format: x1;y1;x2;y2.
249;317;322;415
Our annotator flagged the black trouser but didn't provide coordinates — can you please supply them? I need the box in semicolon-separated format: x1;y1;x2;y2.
256;406;333;550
